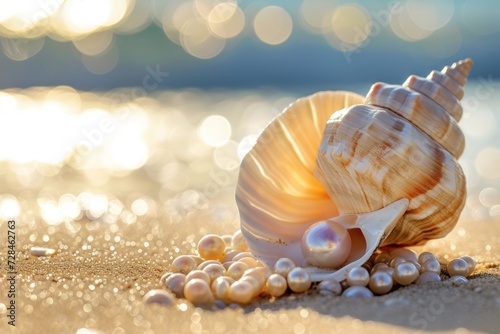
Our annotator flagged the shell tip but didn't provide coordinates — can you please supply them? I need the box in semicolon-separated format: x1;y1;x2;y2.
453;58;473;77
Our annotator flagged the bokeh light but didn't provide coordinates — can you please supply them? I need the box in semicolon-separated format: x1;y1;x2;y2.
253;6;293;45
198;115;232;147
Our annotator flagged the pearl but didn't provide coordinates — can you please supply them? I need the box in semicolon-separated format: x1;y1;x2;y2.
184;278;214;305
274;258;296;278
346;267;369;287
371;263;389;274
389;256;406;268
393;262;419;285
318;279;342;296
374;252;391;264
420;259;441;274
448;275;468;284
418;251;437;265
197;260;221;270
227;261;249;280
160;272;172;285
222;261;235;270
231;230;249;252
185;270;211;285
415;271;441;285
447;258;469;277
221;234;233;246
211;276;234;300
228;280;254;304
171;255;197;274
369;271;393;295
239;275;263;297
409;260;422;273
190;256;204;266
390;248;418;263
287;267;312;293
342;286;373;298
223;249;242;262
232;252;256;261
265;274;288;297
164;273;186;298
301;220;351;268
198;234;225;261
238;257;262;269
243;267;272;284
203;263;225;282
460;256;476;276
143;289;175;305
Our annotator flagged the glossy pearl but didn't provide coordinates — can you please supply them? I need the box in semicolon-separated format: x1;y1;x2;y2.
374;252;391;264
221;234;233;246
164;273;186;298
223;249;242;262
160;272;172;285
185;270;211;285
415;271;441;284
232;252;256;261
368;271;393;295
203;263;225;282
231;230;249;252
460;256;476;276
238;257;262;269
243;267;272;284
346;267;369;287
198;234;226;261
418;251;437;265
171;255;197;274
393;262;419;285
301;220;351;268
318;279;342;296
227;261;249;280
389;256;406;268
371;263;389;274
274;258;296;278
447;258;469;277
228;280;254;304
197;260;221;270
390;248;418;263
448;275;468;284
265;274;287;297
143;289;175;305
184;278;214;305
211;276;234;300
342;286;373;298
287;268;312;293
239;275;263;297
420;259;441;274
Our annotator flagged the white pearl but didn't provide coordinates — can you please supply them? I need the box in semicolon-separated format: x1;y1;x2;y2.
221;234;233;246
239;275;263;297
374;252;391;264
183;278;214;305
418;251;437;265
371;263;389;274
164;273;186;298
318;279;342;296
143;289;175;305
389;256;406;268
185;270;211;285
342;286;373;298
211;276;234;300
420;258;441;274
265;274;287;297
274;258;296;278
231;230;249;252
460;256;476;276
171;255;197;274
393;262;419;285
203;263;225;282
390;248;418;263
447;258;469;277
346;267;369;287
232;252;256;261
197;260;221;270
415;271;441;284
287;267;312;293
198;234;225;261
448;275;468;284
301;220;351;268
243;267;272;284
227;261;249;280
228;280;254;304
368;271;393;295
223;249;242;262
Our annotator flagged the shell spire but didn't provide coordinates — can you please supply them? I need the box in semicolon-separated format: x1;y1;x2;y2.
365;58;472;158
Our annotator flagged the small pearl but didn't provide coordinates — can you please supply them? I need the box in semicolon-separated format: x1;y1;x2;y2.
393;262;419;285
231;230;249;252
243;267;272;284
420;259;441;274
287;267;312;293
239;275;263;297
160;272;172;285
228;280;254;304
460;256;476;276
409;260;422;273
185;270;211;285
368;271;393;295
389;256;406;268
197;260;221;270
418;251;437;265
164;273;186;298
318;279;342;296
171;255;197;274
222;261;235;270
390;248;418;263
190;256;204;266
371;263;389;274
227;261;249;280
342;286;373;298
274;258;296;278
198;234;225;261
221;234;233;246
184;278;214;305
415;271;441;285
374;252;391;264
448;275;468;284
346;267;369;287
223;249;242;262
203;263;226;282
211;276;234;300
301;220;352;268
238;257;262;269
447;258;469;277
232;252;256;261
361;261;373;273
265;274;287;297
143;289;175;305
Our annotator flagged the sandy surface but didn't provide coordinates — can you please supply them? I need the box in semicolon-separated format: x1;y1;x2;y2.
0;88;499;333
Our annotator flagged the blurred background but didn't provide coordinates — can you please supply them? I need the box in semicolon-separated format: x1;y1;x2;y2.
0;0;499;229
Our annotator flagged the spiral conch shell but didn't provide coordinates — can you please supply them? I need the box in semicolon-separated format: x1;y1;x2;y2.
236;59;472;281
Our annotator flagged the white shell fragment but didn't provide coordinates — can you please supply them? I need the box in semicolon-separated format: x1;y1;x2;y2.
30;247;56;257
236;59;472;282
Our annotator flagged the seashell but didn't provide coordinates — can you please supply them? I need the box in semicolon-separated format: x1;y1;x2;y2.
236;59;472;281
